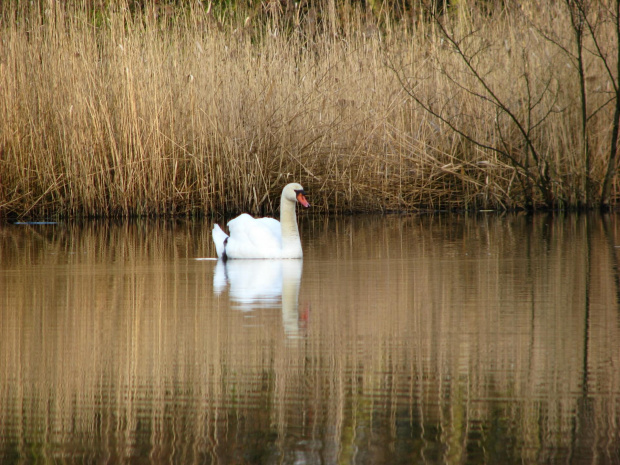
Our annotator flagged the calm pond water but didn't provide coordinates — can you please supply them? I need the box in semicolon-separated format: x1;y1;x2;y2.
1;213;620;464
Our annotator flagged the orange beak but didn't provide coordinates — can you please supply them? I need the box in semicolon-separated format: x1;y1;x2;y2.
296;191;310;208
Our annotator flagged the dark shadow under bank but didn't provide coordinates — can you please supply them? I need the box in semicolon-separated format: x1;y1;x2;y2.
3;200;620;223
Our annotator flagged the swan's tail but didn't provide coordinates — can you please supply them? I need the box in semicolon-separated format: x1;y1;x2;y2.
212;224;229;259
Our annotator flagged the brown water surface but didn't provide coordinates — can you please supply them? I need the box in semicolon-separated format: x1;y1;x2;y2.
1;214;619;464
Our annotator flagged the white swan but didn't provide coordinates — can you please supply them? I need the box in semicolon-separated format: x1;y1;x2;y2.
212;183;310;259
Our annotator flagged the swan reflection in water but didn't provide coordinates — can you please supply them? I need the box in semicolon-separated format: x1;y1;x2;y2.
213;259;307;338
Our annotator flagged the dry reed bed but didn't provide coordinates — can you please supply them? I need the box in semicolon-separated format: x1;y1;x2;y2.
0;3;616;217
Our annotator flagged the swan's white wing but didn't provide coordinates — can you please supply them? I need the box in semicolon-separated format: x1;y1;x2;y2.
255;217;282;241
225;214;283;258
212;224;229;259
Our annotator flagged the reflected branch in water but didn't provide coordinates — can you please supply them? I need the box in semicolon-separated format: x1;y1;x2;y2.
601;213;620;317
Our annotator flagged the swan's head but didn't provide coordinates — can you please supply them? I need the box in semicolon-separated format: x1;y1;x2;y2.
283;183;310;208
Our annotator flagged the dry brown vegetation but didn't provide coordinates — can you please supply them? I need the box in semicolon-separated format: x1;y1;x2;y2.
0;1;618;217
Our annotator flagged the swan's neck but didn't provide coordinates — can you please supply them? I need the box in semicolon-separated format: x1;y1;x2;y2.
280;196;302;257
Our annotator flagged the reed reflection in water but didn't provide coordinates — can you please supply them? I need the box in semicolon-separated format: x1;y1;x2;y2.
1;215;619;464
